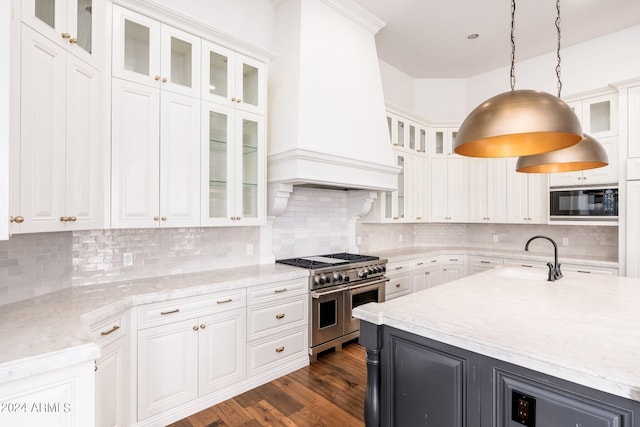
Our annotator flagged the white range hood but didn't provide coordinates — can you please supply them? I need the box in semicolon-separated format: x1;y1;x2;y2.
267;0;399;192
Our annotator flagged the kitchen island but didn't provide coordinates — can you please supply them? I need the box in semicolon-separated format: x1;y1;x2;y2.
354;266;640;426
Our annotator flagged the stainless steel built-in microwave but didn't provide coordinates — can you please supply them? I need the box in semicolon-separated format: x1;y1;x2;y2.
549;186;618;221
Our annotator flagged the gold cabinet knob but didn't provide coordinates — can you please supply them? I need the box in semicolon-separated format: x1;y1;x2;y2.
161;216;167;221
193;325;199;331
275;313;285;319
154;76;161;81
231;97;236;102
61;32;71;39
275;346;285;353
69;216;77;222
153;216;160;221
236;216;241;220
236;99;241;103
10;216;25;224
69;38;78;44
230;216;236;220
60;216;69;222
199;324;206;329
162;77;167;83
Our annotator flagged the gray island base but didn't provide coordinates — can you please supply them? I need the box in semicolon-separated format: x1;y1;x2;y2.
354;267;640;426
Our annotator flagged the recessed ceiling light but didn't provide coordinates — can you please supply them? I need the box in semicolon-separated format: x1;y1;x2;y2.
467;33;479;40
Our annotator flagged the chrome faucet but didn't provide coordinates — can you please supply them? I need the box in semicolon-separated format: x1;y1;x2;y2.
524;235;563;282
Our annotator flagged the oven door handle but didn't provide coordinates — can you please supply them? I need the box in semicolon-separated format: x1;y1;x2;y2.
311;286;349;299
347;277;389;291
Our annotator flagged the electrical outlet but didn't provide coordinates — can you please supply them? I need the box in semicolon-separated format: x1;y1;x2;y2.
246;244;253;255
562;237;569;246
123;252;133;267
511;390;536;427
398;234;403;242
492;233;499;243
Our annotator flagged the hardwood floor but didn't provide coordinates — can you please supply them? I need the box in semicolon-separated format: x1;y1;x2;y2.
168;343;367;427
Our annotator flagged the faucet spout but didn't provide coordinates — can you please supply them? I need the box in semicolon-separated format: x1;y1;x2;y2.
524;235;563;282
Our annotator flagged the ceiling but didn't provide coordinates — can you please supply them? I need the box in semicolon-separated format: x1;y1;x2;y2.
351;0;640;78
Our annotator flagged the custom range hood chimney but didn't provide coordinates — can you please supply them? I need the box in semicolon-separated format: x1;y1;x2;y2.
267;0;399;192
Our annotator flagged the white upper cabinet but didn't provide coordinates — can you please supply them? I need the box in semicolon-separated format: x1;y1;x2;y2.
568;93;618;139
507;157;548;224
22;0;99;66
430;157;466;222
627;86;640;159
550;91;619;187
429;127;460;158
112;6;200;98
12;21;102;234
202;41;265;115
467;158;507;223
201;102;265;226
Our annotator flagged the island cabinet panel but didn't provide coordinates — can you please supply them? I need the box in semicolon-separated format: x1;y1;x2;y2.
361;323;640;427
387;338;466;427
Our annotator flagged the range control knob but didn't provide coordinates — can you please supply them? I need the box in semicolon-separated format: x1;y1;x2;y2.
358;270;367;279
343;275;350;282
334;273;344;281
315;276;325;285
367;268;374;275
321;275;330;284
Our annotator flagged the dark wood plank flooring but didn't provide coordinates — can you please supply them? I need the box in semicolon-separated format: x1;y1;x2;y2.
168;343;366;427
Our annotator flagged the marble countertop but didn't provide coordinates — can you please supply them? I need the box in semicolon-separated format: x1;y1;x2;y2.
0;263;308;384
353;266;640;402
368;246;619;268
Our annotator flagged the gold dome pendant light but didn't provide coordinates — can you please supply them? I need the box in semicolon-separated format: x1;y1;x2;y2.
516;133;608;172
516;1;609;173
454;0;583;158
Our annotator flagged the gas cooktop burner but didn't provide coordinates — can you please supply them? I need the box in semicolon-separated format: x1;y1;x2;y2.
276;252;380;270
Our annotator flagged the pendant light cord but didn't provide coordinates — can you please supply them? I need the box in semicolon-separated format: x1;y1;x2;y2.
556;0;562;98
510;0;516;91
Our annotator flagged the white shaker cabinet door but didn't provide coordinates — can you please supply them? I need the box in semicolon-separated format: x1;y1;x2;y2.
159;91;201;227
18;25;67;233
198;308;246;395
111;78;160;228
137;319;199;420
65;53;103;230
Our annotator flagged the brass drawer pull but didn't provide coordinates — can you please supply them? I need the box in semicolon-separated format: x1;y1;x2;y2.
274;288;288;293
276;313;285;319
193;325;199;331
431;259;438;263
217;298;233;304
480;260;490;264
160;309;180;315
521;264;533;268
100;325;120;336
577;270;591;274
200;324;206;329
416;262;424;266
275;346;285;353
394;266;403;270
395;283;401;288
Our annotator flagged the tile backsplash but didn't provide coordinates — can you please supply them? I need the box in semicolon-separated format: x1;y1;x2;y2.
0;186;619;305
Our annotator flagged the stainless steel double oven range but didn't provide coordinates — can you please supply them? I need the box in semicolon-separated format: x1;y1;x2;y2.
277;253;388;360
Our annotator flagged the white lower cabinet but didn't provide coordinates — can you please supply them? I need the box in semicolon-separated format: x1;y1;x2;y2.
442;254;465;283
92;313;130;427
385;260;412;300
468;255;503;275
410;257;442;292
0;361;95;427
136;290;246;421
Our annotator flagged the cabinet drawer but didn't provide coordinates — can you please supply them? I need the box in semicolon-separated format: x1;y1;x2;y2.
248;297;307;340
562;264;618;276
442;255;464;265
247;279;308;304
137;289;245;329
387;260;412;274
504;259;548;269
412;257;440;269
91;312;128;345
248;329;307;376
386;273;411;300
468;255;502;268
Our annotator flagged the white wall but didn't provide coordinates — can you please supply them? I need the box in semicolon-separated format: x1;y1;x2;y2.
151;0;274;50
414;79;466;123
379;60;414;111
466;25;640;112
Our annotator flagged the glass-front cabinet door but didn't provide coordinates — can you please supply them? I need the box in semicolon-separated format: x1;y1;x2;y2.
202;41;265;114
112;5;200;97
202;103;264;225
22;0;97;64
